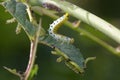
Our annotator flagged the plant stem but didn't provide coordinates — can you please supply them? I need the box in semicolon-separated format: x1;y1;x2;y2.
29;0;120;44
31;6;120;56
23;41;36;80
23;19;41;80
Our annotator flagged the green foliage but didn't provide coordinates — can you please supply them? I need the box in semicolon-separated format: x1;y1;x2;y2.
1;0;93;79
3;66;22;78
28;64;38;80
40;35;85;73
1;0;120;80
2;0;37;39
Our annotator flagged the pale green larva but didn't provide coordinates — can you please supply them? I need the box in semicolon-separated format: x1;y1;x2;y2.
48;13;74;43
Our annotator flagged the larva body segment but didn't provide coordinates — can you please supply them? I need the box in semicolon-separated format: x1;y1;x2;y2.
48;13;74;43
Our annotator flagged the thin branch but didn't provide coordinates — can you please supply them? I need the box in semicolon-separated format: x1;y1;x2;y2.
29;0;120;44
31;6;120;56
23;19;41;80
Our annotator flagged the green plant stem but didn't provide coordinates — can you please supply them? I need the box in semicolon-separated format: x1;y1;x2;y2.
23;19;41;80
31;6;120;56
29;0;120;44
23;41;37;80
66;19;120;56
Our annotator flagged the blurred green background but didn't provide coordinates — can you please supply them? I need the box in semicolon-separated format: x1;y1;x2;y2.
0;0;120;80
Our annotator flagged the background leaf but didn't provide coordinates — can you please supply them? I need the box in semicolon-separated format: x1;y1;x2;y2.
0;0;120;80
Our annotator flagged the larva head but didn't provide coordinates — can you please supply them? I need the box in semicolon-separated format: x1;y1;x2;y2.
64;13;68;16
64;13;69;21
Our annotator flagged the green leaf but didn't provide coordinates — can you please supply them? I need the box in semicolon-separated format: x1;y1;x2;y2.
2;0;37;39
28;64;39;80
3;66;22;78
40;35;85;74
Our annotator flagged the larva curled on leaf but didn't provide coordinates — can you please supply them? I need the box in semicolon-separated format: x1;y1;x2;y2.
48;13;74;43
